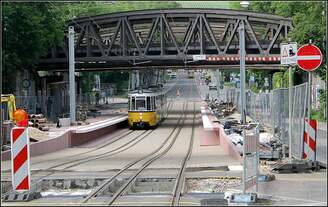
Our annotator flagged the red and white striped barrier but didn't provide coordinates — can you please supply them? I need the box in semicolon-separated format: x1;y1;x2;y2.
303;119;317;161
10;127;30;191
206;55;281;62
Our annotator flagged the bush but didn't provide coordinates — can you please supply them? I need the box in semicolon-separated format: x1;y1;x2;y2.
273;72;284;89
318;89;327;120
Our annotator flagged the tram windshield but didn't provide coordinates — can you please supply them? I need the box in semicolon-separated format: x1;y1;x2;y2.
136;97;146;111
129;94;157;111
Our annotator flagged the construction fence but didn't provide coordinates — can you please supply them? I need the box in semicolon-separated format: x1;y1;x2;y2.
217;83;308;159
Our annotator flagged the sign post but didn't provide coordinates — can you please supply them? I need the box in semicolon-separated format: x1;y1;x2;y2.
11;127;31;191
68;26;76;125
296;43;322;162
4;127;41;201
280;42;297;161
228;125;259;204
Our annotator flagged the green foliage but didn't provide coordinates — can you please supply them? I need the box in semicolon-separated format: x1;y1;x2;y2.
248;69;271;90
179;1;231;9
318;89;327;120
273;72;284;89
2;2;67;93
311;109;326;122
229;2;241;10
282;70;290;87
249;85;260;93
2;1;181;93
248;1;326;82
272;70;293;89
62;1;181;19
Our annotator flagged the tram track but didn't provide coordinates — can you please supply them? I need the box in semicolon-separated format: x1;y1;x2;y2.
171;102;196;206
32;99;175;171
1;98;176;200
81;101;188;205
54;99;174;169
31;129;135;166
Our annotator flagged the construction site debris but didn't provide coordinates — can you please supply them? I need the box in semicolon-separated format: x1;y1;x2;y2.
187;178;242;193
228;133;243;145
207;100;236;119
29;113;49;131
28;127;49;142
207;98;285;160
259;132;273;144
58;118;70;127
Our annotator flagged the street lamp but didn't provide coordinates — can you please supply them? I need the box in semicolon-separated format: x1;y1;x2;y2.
240;1;250;8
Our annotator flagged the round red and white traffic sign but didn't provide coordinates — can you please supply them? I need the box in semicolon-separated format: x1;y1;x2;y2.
297;44;322;71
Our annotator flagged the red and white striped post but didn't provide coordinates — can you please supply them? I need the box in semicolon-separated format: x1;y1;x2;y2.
10;127;31;191
303;119;317;161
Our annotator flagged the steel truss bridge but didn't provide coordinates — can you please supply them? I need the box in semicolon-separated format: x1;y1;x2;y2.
38;9;293;71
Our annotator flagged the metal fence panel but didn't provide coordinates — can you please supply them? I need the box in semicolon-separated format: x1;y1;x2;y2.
271;88;289;144
217;83;307;159
291;83;308;159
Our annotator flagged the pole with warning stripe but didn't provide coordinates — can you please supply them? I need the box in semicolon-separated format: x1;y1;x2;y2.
296;40;322;163
3;110;41;201
11;127;31;191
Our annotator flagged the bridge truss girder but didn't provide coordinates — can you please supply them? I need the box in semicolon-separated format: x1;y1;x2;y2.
38;9;292;71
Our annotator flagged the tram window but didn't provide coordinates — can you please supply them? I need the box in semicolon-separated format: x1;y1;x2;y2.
153;97;156;109
146;97;151;110
131;97;136;110
136;97;146;111
156;96;160;109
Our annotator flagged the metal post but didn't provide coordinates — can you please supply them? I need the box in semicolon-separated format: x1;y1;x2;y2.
306;71;312;161
68;26;76;124
239;20;246;124
308;72;312;119
255;125;259;193
136;70;140;88
242;129;246;194
288;66;293;161
216;69;220;101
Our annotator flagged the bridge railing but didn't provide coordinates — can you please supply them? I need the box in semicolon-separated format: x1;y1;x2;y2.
218;83;307;159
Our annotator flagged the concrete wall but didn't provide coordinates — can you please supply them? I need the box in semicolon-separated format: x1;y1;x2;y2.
1;119;127;161
216;127;243;162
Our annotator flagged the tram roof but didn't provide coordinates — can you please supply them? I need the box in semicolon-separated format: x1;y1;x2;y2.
128;89;166;97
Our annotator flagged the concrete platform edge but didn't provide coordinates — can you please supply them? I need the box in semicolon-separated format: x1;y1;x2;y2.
1;117;128;161
216;127;243;163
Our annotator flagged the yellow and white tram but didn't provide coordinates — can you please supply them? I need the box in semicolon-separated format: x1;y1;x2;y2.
128;88;168;129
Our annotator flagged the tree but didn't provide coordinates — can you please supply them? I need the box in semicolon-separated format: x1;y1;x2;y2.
2;2;67;93
2;1;181;94
248;1;326;82
248;1;326;120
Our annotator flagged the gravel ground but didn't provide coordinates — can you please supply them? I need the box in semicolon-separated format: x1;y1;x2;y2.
186;178;242;193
